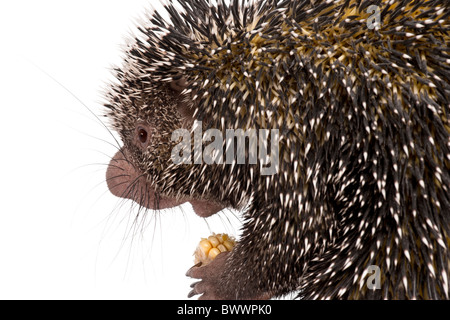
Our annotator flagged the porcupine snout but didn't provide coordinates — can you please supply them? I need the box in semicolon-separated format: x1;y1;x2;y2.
105;79;225;217
105;122;186;211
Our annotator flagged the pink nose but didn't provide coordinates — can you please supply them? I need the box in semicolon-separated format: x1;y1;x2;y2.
106;150;137;200
106;149;186;209
106;149;225;217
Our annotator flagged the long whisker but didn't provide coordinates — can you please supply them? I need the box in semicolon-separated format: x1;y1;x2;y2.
28;60;122;149
100;172;144;243
106;183;143;272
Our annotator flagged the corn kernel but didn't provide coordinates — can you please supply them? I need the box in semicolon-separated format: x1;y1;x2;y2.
217;234;229;243
208;248;221;260
223;240;234;251
217;244;227;252
199;239;212;252
194;233;236;265
208;235;221;247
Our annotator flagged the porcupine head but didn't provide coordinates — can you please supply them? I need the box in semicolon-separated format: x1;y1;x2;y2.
104;0;450;299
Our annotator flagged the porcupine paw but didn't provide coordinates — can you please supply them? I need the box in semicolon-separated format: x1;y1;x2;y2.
186;251;271;300
187;251;230;300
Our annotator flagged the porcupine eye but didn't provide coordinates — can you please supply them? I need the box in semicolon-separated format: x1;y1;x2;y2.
134;124;151;149
138;128;148;144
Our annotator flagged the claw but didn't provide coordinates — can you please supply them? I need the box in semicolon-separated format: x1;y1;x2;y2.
185;252;230;299
186;262;202;277
187;289;197;298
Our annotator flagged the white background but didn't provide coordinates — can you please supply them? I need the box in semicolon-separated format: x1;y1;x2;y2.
0;0;242;299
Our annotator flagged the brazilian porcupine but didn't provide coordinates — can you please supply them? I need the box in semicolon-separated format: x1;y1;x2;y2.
104;0;450;299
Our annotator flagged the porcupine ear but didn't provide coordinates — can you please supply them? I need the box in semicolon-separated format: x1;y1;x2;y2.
170;75;187;92
170;75;196;122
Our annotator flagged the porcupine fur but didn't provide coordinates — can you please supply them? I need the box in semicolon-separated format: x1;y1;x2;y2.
104;0;450;299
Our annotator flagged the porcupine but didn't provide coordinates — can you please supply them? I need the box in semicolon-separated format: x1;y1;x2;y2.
104;0;450;299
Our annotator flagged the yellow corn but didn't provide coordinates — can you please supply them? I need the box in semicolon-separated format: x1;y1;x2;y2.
194;233;236;265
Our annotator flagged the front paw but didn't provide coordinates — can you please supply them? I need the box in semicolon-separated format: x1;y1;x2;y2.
186;251;230;300
186;251;272;300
